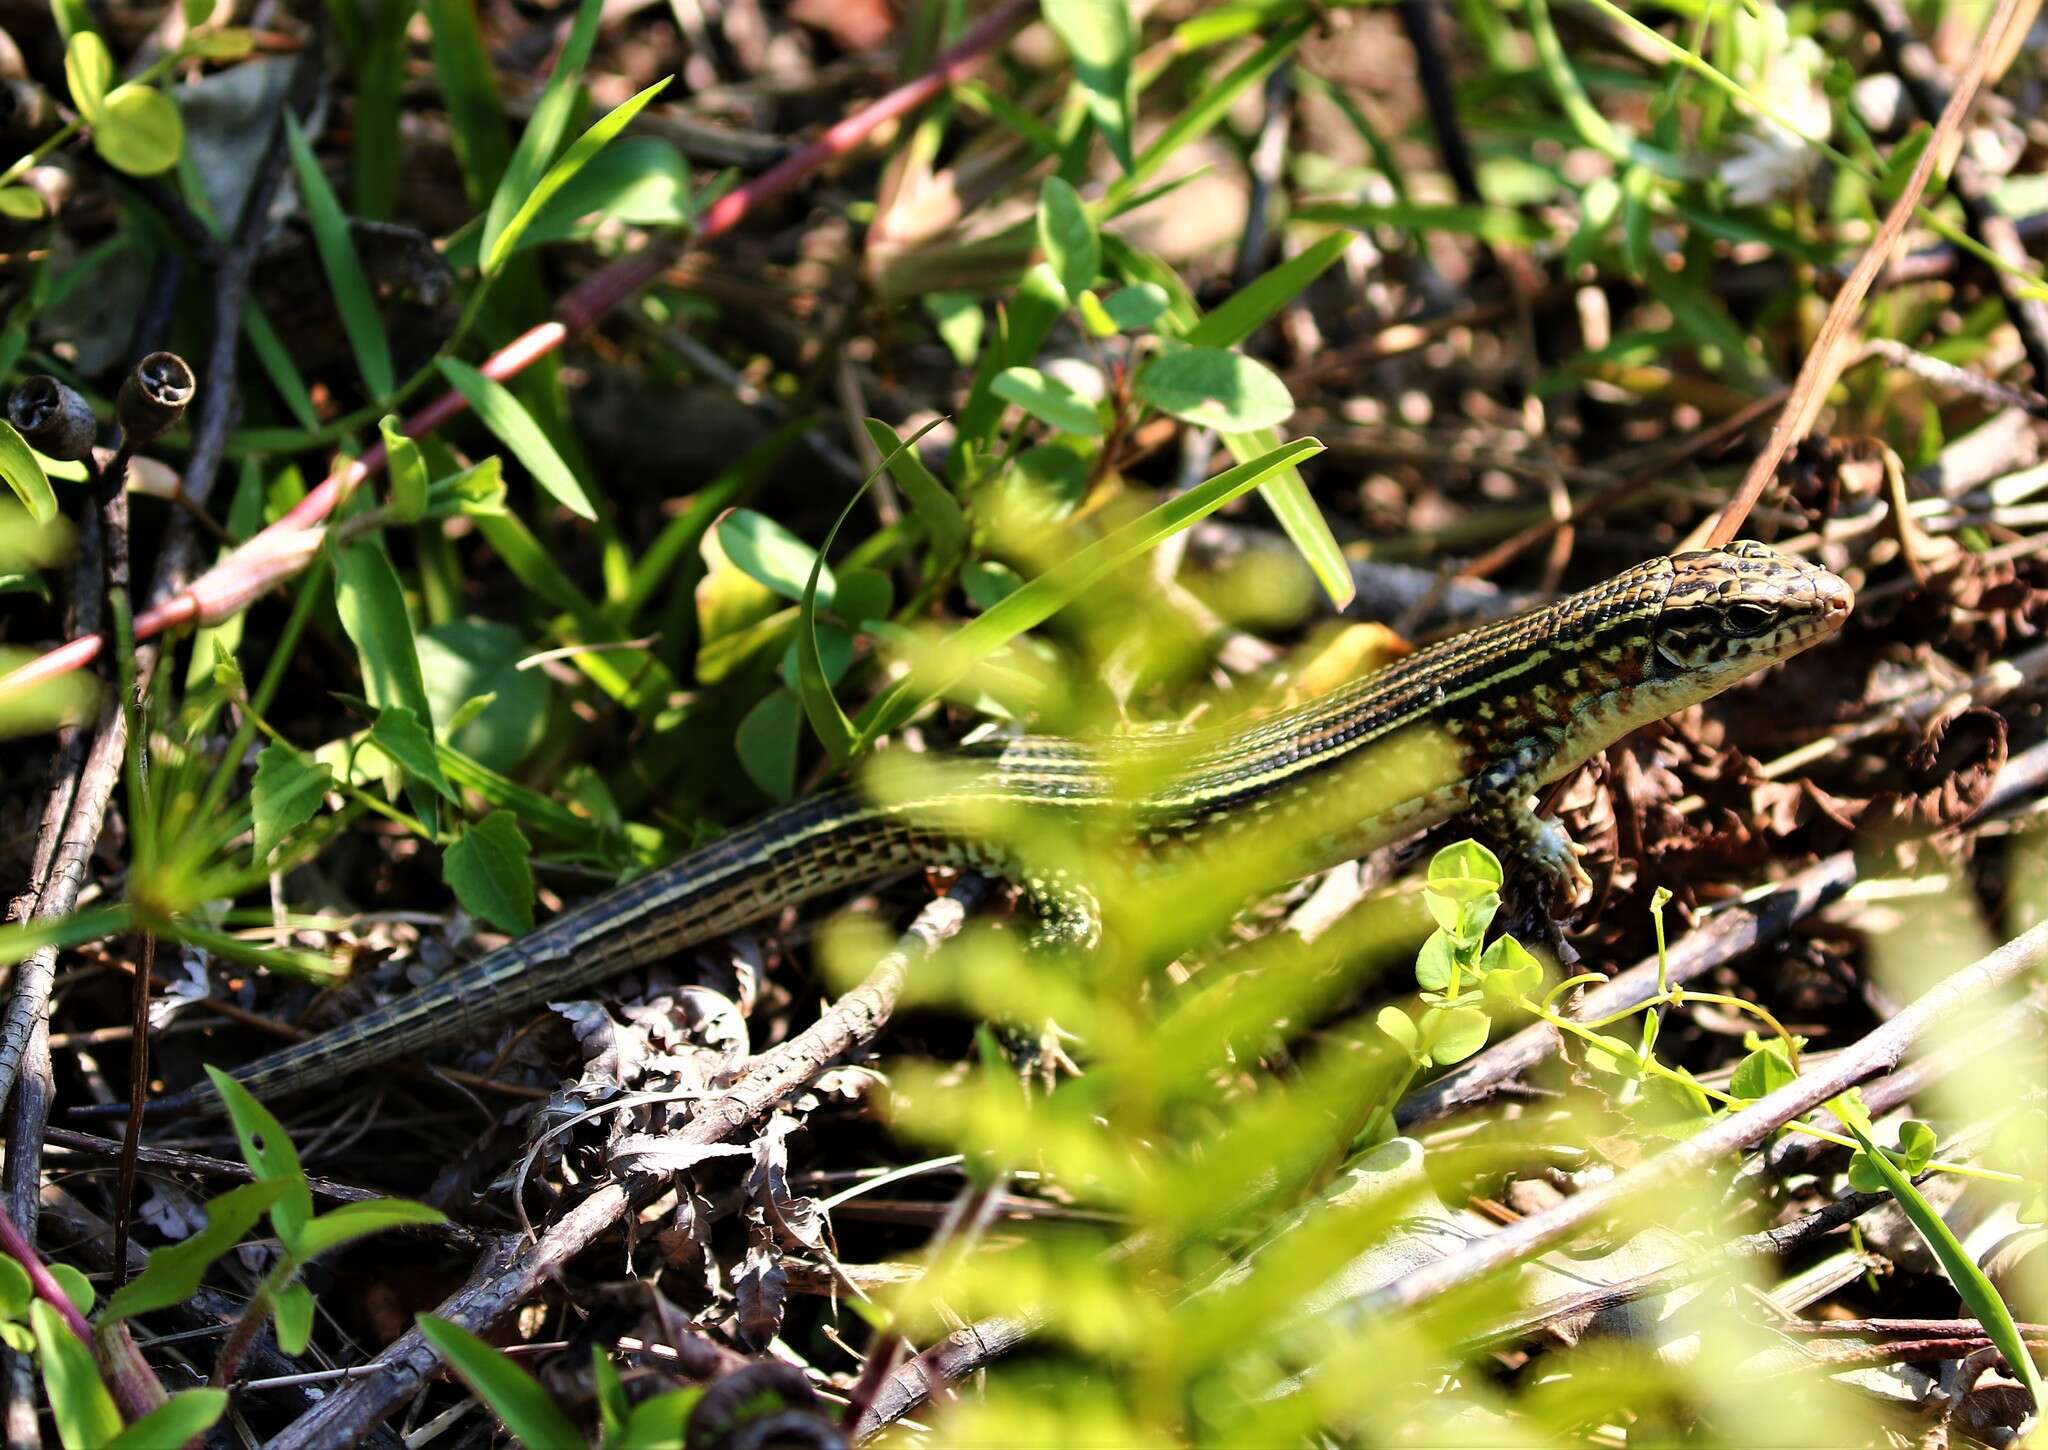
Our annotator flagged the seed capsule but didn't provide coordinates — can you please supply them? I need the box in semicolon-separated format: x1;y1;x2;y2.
7;375;95;460
116;351;196;445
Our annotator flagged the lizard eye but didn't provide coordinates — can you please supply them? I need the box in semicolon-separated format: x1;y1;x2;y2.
1722;602;1777;637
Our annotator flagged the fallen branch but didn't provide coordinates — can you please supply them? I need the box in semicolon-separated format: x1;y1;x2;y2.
267;874;989;1447
1329;917;2048;1324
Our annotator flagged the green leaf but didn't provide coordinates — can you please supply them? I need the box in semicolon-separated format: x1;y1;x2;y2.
593;1346;629;1444
0;420;57;525
446;137;699;267
63;31;112;122
273;1281;314;1355
1044;0;1135;172
483;77;668;273
955;263;1066;452
417;618;552;773
1429;840;1504;889
181;0;216;26
831;568;892;625
418;1314;583;1449
44;1264;90;1318
1134;347;1293;431
1187;231;1351;350
1077;290;1117;338
716;509;834;607
615;1387;703;1449
1110;18;1305;204
204;1067;313;1251
1896;1119;1937;1174
293;1197;446;1261
479;0;605;267
1098;283;1170;332
182;27;254;59
1375;1004;1417;1055
30;1302;118;1450
436;358;596;520
426;0;512;206
1293;200;1549;245
1036;176;1099;302
961;560;1022;610
1422;841;1502;942
1637;1069;1716;1139
444;810;534;934
351;0;414;218
1413;930;1456;992
106;1390;229;1449
1728;1041;1797;1100
854;438;1323;745
735;687;802;801
1478;934;1545;1002
1425;1006;1490;1066
250;742;331;867
0;1254;30;1320
0;187;41;220
49;0;94;45
380;415;429;524
992;366;1101;436
862;418;967;558
333;532;439;833
427;456;508;519
284;114;394;399
792;447;900;763
924;292;984;366
102;1180;291;1322
242;300;323;433
370;706;458;805
1834;1093;2046;1413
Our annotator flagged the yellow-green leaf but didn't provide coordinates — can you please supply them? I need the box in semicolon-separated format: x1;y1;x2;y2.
93;84;184;176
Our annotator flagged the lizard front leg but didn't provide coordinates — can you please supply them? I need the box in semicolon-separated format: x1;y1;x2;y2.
1470;740;1592;961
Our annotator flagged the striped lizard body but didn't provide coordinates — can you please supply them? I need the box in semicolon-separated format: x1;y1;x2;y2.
132;542;1851;1117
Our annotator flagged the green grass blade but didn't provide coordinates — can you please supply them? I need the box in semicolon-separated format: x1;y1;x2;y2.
239;300;322;433
351;0;416;219
1186;230;1351;350
425;0;512;207
1835;1101;2045;1413
478;0;604;267
437;357;597;519
283;115;394;400
418;1315;582;1448
853;438;1325;747
482;77;669;274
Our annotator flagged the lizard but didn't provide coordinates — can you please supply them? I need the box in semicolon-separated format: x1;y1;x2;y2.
120;540;1851;1118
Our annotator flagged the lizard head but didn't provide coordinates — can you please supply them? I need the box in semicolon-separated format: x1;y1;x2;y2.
1647;540;1852;692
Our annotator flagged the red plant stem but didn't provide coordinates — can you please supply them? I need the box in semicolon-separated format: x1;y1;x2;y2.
0;1192;91;1344
0;0;1031;705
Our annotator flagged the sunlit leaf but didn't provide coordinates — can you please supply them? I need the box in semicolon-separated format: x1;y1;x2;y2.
106;1391;229;1449
284;114;393;398
1134;348;1293;431
1037;175;1099;302
102;1180;291;1322
418;1315;582;1449
30;1302;117;1450
992;366;1102;436
437;358;596;520
250;743;331;866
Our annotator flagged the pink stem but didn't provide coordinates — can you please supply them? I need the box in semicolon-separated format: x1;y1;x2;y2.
0;1205;92;1344
0;0;1030;704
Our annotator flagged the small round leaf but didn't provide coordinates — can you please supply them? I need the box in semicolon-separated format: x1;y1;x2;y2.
1134;346;1294;431
93;83;184;176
